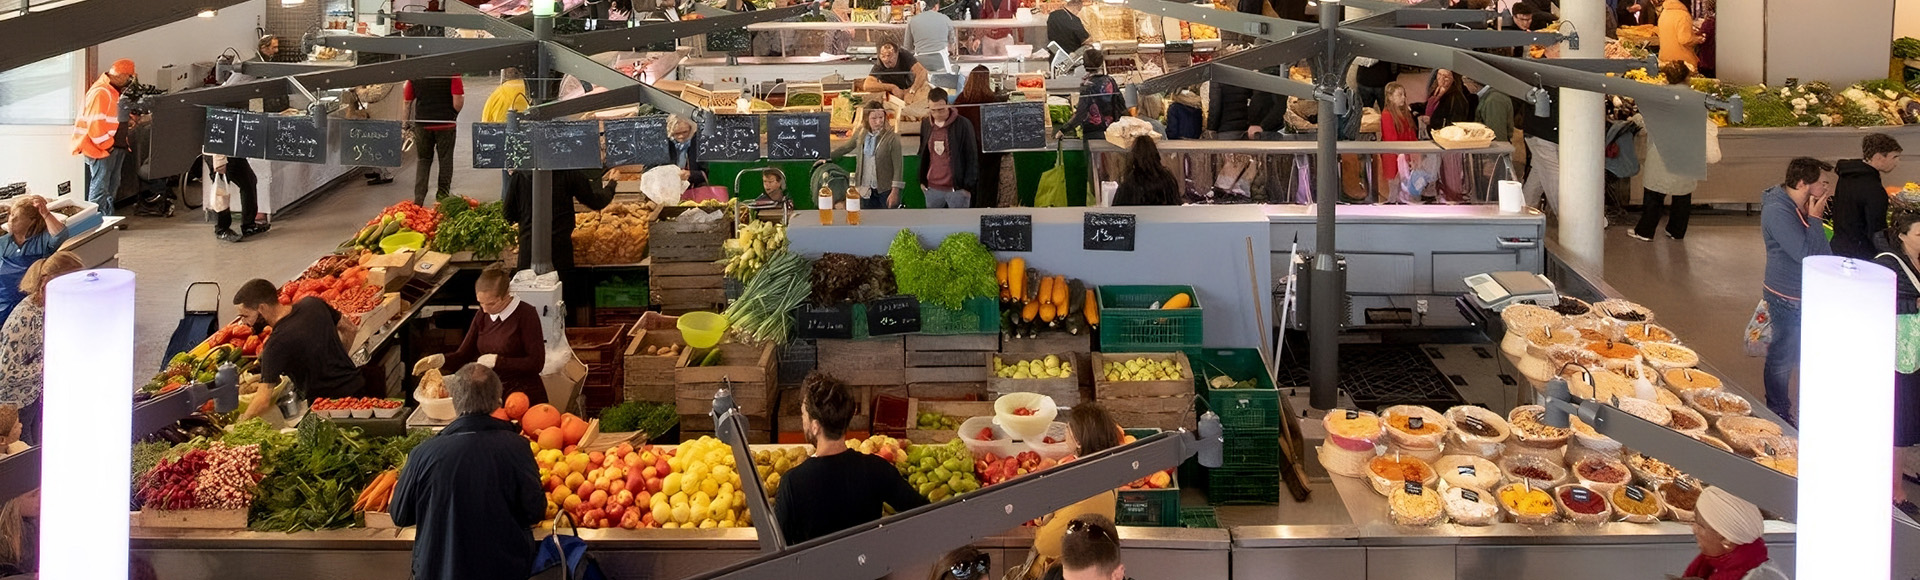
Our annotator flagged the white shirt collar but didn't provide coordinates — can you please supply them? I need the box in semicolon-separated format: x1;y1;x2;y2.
489;296;522;323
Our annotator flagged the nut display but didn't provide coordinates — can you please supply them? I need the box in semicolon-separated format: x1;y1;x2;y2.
1508;406;1571;447
1627;452;1685;484
1684;389;1754;420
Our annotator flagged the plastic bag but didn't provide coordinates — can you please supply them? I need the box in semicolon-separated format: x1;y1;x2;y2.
204;158;232;212
1743;299;1772;357
1877;252;1920;372
638;164;689;206
1102;116;1162;150
1034;144;1070;207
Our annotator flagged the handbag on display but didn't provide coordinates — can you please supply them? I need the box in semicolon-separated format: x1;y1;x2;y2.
1877;252;1920;373
1743;299;1773;357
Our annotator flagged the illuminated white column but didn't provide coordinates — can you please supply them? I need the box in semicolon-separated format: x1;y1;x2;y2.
1557;0;1606;274
1798;256;1893;579
41;269;134;579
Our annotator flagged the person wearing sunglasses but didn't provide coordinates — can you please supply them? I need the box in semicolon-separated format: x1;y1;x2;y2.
1025;403;1123;579
931;547;991;580
1060;515;1129;580
774;372;930;545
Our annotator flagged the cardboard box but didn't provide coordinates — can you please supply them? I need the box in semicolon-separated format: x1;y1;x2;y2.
543;352;589;414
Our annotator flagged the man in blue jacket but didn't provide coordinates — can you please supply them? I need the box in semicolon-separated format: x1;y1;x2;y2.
391;364;546;580
1759;157;1836;425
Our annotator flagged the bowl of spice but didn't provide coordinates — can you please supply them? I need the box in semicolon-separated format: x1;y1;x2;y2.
1626;452;1685;486
1367;454;1437;496
1323;409;1386;452
1524;325;1585;360
1664;405;1710;437
1610;484;1665;523
1508;405;1572;449
1692;434;1736;454
1662;368;1722;393
1582;340;1641;372
1569;416;1623;454
1497;482;1559;525
1658;479;1702;522
1716;416;1786;457
1638;342;1700;370
1444;405;1511;457
1444;485;1500;526
1684;389;1753;421
1382;405;1451;450
1500;453;1570;489
1572;455;1632;496
1594;299;1654;325
1388;482;1447;526
1436;455;1503;491
1616;396;1674;426
1549;296;1594;318
1554;484;1613;524
1501;304;1565;356
1622;323;1677;345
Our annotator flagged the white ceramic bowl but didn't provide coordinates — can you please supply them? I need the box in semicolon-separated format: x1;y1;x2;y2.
416;387;457;421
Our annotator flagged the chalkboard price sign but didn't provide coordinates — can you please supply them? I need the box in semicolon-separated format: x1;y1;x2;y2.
472;123;532;169
1084;212;1136;251
336;119;404;168
603;115;671;167
267;115;326;163
203;107;241;157
531;120;604;170
794;303;855;339
698;114;762;162
765;113;830;160
235;112;268;160
979;101;1047;152
866;295;922;336
980;214;1032;252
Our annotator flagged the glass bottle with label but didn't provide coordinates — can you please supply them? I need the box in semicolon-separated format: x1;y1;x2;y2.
817;187;835;226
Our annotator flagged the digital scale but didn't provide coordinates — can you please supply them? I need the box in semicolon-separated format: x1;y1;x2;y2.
1463;271;1560;311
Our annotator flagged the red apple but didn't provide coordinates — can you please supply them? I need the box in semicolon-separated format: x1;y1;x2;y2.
654;459;670;475
615;490;635;507
585;509;606;524
624;453;644;468
575;482;593;499
589;451;606;467
607;503;626;520
641;513;655;528
625;476;647;496
589;489;609;509
636;490;652;507
647;477;664;494
621;510;641;529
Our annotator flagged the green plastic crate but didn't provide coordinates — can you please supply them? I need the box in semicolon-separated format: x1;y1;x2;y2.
595;278;649;308
1191;348;1282;431
1096;285;1203;352
1207;467;1281;505
1180;506;1220;528
918;297;1000;335
1115;428;1181;526
1221;428;1282;470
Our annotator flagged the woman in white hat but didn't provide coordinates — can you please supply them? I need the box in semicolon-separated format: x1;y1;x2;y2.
1681;486;1788;580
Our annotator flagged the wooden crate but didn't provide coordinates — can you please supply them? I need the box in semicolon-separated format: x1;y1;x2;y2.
908;382;988;400
1000;332;1092;355
567;325;629;365
680;430;773;444
988;352;1083;406
651;209;733;263
680;413;776;432
622;329;685;404
905;399;995;443
905;333;1000;353
907;349;993;368
906;366;990;383
675;342;778;416
1091;351;1194;400
1106;403;1197;432
816;337;906;386
134;509;249;529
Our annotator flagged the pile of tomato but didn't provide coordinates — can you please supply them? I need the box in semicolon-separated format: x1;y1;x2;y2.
368;202;441;240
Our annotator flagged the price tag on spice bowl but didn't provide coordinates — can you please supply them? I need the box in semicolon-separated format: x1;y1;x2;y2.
1404;481;1423;495
866;295;921;336
1461;489;1480;503
1625;486;1646;502
1458;465;1476;476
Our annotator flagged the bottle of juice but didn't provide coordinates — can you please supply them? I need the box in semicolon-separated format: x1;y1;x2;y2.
845;187;862;225
817;187;834;226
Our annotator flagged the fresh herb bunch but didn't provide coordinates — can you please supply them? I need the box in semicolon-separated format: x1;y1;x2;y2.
249;416;426;532
599;401;677;437
430;201;516;258
726;249;813;344
889;230;998;310
810;253;895;304
1896;37;1920;60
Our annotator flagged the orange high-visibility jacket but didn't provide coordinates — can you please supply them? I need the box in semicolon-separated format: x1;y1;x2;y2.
71;75;122;159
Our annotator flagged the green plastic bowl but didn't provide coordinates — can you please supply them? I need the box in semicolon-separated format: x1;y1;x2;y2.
677;311;729;349
380;231;426;254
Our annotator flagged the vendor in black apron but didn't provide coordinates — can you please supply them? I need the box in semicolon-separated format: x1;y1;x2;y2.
232;278;373;401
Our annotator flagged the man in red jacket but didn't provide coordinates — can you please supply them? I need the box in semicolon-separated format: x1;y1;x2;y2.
72;59;136;216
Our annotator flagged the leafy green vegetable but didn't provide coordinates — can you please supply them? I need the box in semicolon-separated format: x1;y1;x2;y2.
249;416;424;532
888;230;998;310
1896;37;1920;60
430;201;516;258
132;441;175;484
725;249;813;344
599;401;678;437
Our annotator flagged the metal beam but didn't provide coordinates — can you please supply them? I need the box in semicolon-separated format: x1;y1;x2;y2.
1134;31;1324;94
526;81;699;120
1467;49;1709;177
1211;65;1318;100
0;0;255;73
545;43;640;89
1539;57;1660;75
1384;8;1496;26
392;11;533;38
1338;29;1533;100
148;42;540;173
684;432;1206;580
239;62;355;79
316;36;527;56
1125;0;1311;41
565;3;814;55
1367;27;1563;49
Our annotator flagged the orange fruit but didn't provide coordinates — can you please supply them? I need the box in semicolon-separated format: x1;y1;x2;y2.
537;426;565;451
562;414;590;446
505;392;531;421
522;404;562;435
491;407;511;422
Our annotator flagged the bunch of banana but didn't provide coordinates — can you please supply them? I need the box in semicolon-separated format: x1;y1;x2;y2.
342;212;407;251
723;220;788;282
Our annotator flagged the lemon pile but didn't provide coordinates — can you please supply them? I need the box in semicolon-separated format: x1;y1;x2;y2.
649;436;751;529
752;446;810;499
994;354;1073;379
1102;356;1183;381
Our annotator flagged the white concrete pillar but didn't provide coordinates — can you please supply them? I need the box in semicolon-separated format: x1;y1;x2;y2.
1556;0;1607;273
